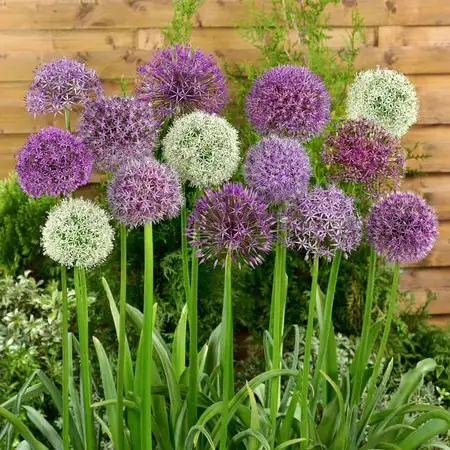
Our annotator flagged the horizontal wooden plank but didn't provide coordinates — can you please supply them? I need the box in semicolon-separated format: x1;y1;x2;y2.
427;315;450;328
379;26;450;47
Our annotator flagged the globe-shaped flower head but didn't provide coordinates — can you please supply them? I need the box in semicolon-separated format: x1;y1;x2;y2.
26;57;102;115
76;96;160;172
187;183;276;268
245;65;330;140
284;185;362;261
322;118;405;195
42;198;114;268
244;137;311;204
136;44;228;119
108;158;182;228
367;191;438;263
16;127;93;198
347;68;418;137
162;111;240;188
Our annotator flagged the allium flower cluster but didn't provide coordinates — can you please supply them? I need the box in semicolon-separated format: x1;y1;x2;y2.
244;137;311;204
136;44;228;119
16;127;93;198
108;158;182;228
367;191;438;263
42;198;114;269
162;111;240;188
347;68;418;137
26;57;102;115
76;96;160;172
322;118;405;195
284;186;362;260
245;65;330;140
187;183;276;268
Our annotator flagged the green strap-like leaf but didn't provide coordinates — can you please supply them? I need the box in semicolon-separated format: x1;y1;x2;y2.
24;406;63;450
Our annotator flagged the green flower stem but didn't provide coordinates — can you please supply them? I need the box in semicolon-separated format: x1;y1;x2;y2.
220;253;233;450
141;223;154;450
117;224;127;450
64;109;71;132
181;203;191;303
351;248;377;406
61;266;70;450
310;250;342;416
366;262;400;401
74;267;94;450
188;249;199;428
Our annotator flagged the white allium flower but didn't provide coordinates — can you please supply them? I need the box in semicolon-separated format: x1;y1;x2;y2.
42;198;114;269
162;111;240;188
347;67;419;137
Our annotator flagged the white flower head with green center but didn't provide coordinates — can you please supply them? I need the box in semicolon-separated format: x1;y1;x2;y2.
162;110;240;188
42;198;114;269
347;67;418;137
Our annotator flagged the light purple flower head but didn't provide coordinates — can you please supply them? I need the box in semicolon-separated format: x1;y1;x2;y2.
136;44;228;120
108;158;182;228
244;137;311;204
245;65;330;140
26;57;102;115
367;191;438;263
16;127;93;198
76;96;160;173
284;185;362;260
187;183;276;268
322;118;405;196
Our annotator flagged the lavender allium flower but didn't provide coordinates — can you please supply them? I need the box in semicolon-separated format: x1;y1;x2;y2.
108;158;182;228
322;118;405;195
42;198;114;268
244;137;311;204
187;183;276;268
16;127;93;198
367;191;438;263
136;44;228;119
162;111;240;188
347;68;418;137
26;57;102;115
245;65;330;140
76;96;160;172
284;186;362;260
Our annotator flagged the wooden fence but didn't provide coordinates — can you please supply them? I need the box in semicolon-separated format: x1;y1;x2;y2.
0;0;449;325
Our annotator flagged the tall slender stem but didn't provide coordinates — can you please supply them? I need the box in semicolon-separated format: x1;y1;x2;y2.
64;109;71;132
181;203;191;302
220;253;233;450
366;263;400;401
117;225;127;450
74;267;94;450
141;224;154;450
61;266;70;450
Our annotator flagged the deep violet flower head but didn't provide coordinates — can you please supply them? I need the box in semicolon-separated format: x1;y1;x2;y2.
187;183;276;268
108;158;182;228
26;57;102;115
76;96;160;172
284;185;362;261
347;68;418;137
367;191;438;263
244;137;311;204
162;111;240;188
16;127;93;198
136;44;228;119
42;198;114;269
245;65;330;140
322;118;405;196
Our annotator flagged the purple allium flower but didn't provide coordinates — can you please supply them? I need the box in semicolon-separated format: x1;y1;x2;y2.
108;158;182;228
187;183;276;268
136;44;228;119
284;185;362;260
322;118;405;195
26;57;102;115
245;65;330;140
244;137;311;204
367;191;438;263
16;127;93;198
76;96;160;173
